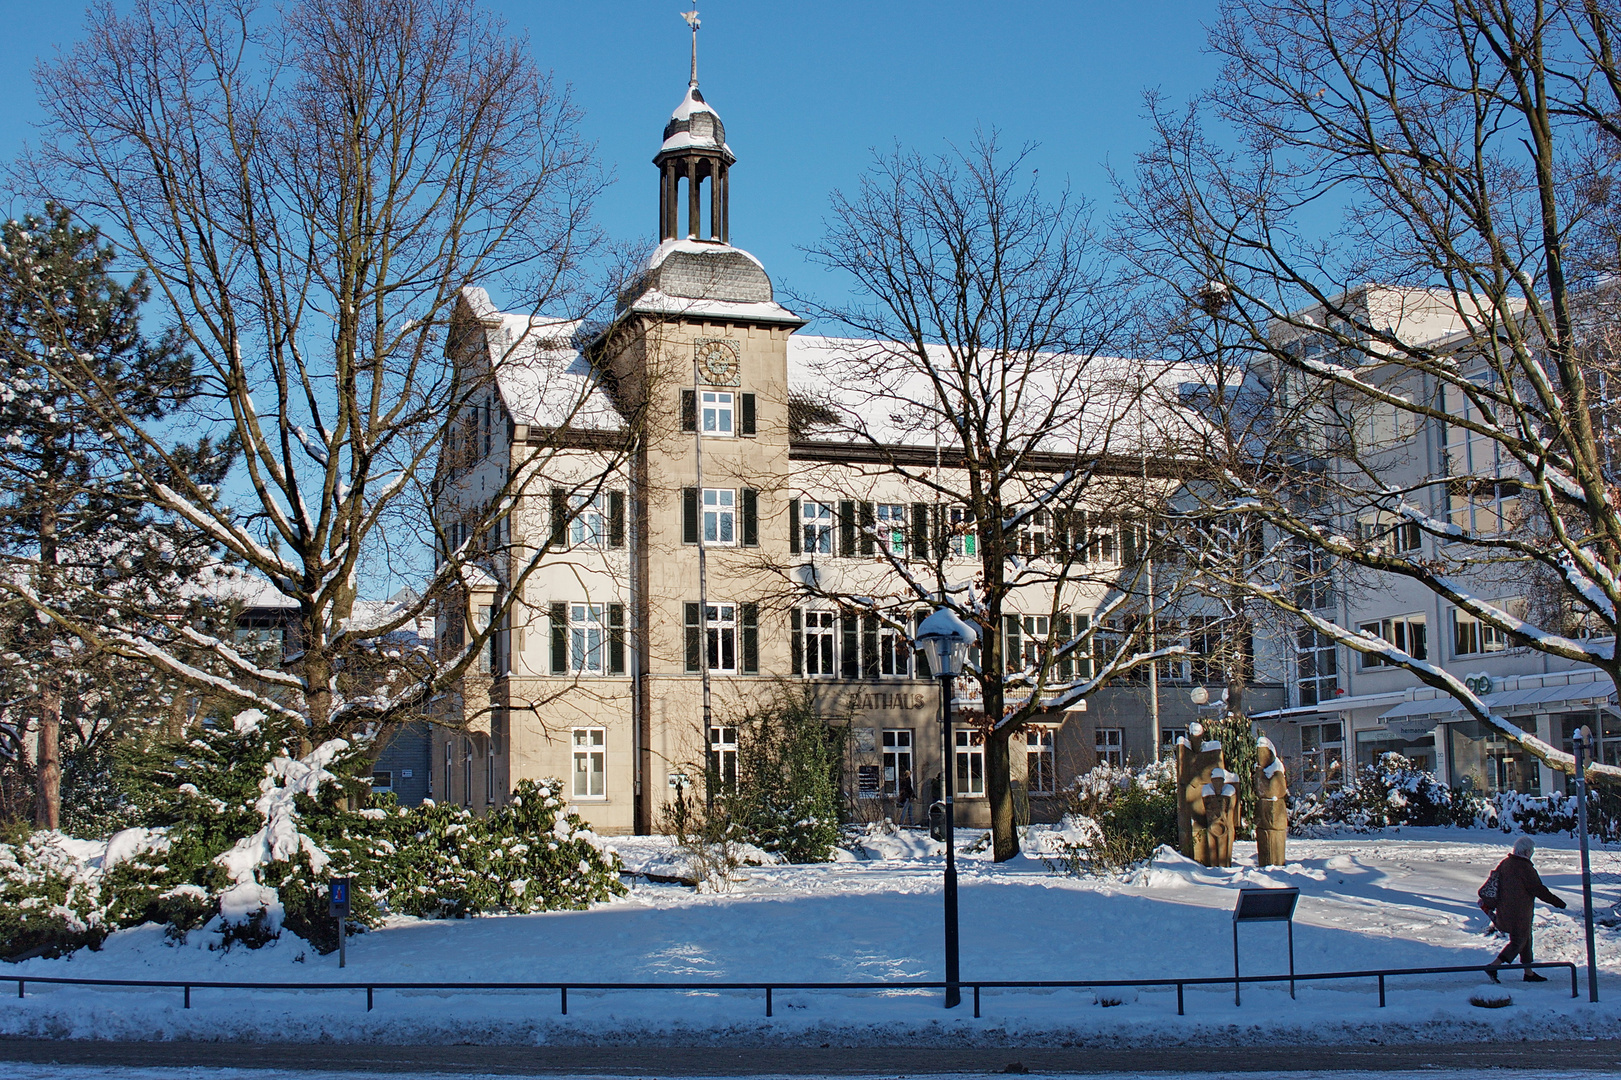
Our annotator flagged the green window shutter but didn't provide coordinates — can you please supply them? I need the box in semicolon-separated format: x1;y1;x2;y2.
740;393;756;436
788;498;801;554
1122;522;1139;566
839;500;856;556
680;389;696;432
685;602;702;673
742;488;759;547
932;505;948;560
1052;511;1069;559
608;491;626;549
841;613;859;679
912;503;929;559
913;611;932;678
741;602;759;674
791;608;803;675
549;488;567;549
859;502;876;555
861;614;879;679
1077;614;1093;680
1056;613;1074;681
682;488;699;545
608;603;626;675
550;602;568;674
1004;615;1022;672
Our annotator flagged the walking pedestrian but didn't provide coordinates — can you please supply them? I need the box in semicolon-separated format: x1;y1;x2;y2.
897;768;916;826
1484;836;1567;982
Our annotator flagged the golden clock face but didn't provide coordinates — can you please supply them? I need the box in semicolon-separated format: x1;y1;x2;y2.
695;339;740;386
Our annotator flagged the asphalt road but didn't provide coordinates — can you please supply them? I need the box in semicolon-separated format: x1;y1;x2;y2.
0;1039;1619;1076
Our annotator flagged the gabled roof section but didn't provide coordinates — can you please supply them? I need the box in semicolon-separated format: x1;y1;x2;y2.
786;335;1218;457
616;240;804;327
457;287;626;433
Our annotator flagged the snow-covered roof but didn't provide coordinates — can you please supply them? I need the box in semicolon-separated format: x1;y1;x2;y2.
460;288;624;433
618;240;802;326
660;87;732;159
786;335;1218;455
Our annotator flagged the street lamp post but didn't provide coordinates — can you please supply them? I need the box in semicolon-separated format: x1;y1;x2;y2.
1573;726;1600;1003
916;607;977;1011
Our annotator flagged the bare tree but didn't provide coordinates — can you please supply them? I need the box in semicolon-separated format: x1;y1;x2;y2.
1122;0;1621;783
13;0;619;747
796;134;1193;860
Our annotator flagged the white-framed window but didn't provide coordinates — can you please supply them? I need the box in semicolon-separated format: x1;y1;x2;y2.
709;725;738;789
1021;615;1049;669
954;728;986;796
1453;608;1510;657
1293;544;1334;610
803;609;837;676
570;604;605;673
1300;721;1344;787
444;739;454;803
879;619;910;677
875;503;907;556
882;729;913;798
571;493;607;548
948;506;977;558
371;770;393;793
1017;511;1049;558
1095;726;1124;768
1448;479;1520;537
701;391;735;436
706;603;738;673
1160;726;1188;752
1027;725;1057;793
702;488;736;545
572;727;606;799
1296;627;1338;706
801;500;834;554
463;738;474;807
1358;615;1427;667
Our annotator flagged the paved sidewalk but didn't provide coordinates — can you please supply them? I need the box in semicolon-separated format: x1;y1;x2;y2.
0;1039;1618;1076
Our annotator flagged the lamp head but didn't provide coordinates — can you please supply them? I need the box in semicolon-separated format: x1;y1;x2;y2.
916;606;977;678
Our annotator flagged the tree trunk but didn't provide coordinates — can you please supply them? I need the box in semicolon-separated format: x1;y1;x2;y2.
33;688;60;830
987;724;1018;861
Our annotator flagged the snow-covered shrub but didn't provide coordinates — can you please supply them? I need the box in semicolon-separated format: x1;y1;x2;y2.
1320;753;1486;830
1047;760;1178;873
0;833;107;959
376;778;626;917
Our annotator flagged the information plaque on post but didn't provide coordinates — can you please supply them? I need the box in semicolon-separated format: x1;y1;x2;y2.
329;876;352;969
1232;886;1299;1006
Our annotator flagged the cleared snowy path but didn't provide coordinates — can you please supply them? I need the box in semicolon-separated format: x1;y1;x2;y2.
1;830;1619;1045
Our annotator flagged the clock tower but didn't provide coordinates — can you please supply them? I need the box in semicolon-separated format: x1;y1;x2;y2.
597;13;805;833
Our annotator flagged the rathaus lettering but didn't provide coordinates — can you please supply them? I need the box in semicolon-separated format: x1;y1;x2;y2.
844;691;928;712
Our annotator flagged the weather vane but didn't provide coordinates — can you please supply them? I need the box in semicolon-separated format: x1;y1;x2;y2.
682;7;701;88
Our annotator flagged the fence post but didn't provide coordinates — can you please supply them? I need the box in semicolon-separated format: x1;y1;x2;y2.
560;987;567;1015
184;985;191;1010
765;987;772;1018
366;987;373;1012
1377;974;1385;1008
973;985;980;1018
1176;982;1184;1016
15;981;20;1000
1571;964;1579;999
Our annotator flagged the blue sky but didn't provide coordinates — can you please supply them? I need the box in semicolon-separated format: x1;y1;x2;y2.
0;1;1222;314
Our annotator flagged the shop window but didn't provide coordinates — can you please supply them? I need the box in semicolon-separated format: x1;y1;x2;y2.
1026;726;1057;792
572;727;605;799
1355;729;1435;773
1358;615;1427;667
882;729;913;797
1300;721;1344;787
1448;718;1540;795
1094;726;1124;768
954;729;986;796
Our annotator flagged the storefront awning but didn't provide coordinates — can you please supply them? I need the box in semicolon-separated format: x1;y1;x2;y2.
1377;681;1614;722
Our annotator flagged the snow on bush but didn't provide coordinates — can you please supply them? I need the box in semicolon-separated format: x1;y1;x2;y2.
1045;759;1177;874
1307;753;1486;831
0;711;626;960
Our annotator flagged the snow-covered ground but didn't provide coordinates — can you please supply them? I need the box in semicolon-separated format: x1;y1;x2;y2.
2;827;1620;1046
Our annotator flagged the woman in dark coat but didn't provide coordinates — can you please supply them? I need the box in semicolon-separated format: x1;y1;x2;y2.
1487;836;1567;982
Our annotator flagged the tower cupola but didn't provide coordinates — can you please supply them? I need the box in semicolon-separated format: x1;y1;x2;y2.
656;10;733;243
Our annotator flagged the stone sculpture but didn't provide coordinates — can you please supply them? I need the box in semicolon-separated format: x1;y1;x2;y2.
1199;770;1237;868
1174;721;1226;864
1254;736;1288;867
